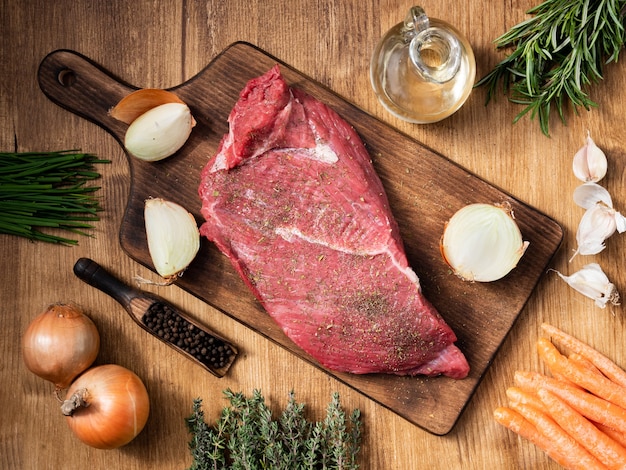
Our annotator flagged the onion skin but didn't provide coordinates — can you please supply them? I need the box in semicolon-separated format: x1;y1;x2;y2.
22;303;100;391
109;88;185;125
62;364;150;449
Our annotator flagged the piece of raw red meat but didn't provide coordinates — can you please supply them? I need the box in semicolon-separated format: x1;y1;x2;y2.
198;65;469;379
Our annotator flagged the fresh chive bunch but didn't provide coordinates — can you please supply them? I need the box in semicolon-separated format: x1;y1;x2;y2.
476;0;626;136
186;389;362;470
0;150;110;244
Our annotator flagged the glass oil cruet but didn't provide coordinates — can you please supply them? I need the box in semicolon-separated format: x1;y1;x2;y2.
370;6;476;123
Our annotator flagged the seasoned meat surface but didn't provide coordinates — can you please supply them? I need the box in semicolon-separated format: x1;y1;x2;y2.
199;65;469;378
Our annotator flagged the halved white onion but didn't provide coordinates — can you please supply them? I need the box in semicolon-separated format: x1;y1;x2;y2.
125;102;195;162
144;198;200;282
440;203;529;282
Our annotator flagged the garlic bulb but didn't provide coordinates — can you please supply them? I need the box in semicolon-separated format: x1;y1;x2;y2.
572;205;624;259
572;132;607;183
125;103;195;162
573;182;613;210
440;203;529;282
144;198;200;283
570;182;626;261
554;263;620;308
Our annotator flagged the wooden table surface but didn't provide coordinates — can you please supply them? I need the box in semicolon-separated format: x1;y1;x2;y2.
2;1;625;469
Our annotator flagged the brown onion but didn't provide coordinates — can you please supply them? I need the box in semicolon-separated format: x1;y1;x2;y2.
61;364;150;449
22;303;100;392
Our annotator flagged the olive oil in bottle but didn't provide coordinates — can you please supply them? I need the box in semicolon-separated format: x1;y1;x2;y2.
370;6;475;123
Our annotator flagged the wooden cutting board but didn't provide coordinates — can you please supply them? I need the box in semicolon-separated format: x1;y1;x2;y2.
38;42;563;435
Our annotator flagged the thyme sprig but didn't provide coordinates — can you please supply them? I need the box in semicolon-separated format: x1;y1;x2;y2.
0;150;109;244
186;389;362;470
475;0;626;136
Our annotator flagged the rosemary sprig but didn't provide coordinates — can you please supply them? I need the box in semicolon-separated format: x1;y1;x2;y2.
475;0;626;136
0;150;110;244
186;389;362;470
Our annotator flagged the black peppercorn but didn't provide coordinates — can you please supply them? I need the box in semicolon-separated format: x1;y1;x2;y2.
142;302;234;370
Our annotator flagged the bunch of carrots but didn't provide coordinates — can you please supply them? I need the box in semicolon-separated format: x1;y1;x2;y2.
495;323;626;470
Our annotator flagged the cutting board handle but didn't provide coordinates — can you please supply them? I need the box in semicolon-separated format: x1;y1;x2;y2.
37;49;133;143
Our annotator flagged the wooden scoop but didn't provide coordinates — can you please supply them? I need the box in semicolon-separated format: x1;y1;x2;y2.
73;257;238;378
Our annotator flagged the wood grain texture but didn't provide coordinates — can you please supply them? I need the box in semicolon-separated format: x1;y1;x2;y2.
37;44;562;435
2;0;626;468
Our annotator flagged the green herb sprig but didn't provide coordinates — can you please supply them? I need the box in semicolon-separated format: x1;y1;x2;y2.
0;150;110;244
186;389;362;470
475;0;626;136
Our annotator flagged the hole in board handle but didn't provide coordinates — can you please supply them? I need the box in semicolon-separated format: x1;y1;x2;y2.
57;68;76;87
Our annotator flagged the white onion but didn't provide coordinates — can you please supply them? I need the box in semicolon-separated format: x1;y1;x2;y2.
144;198;200;282
124;102;194;162
440;203;529;282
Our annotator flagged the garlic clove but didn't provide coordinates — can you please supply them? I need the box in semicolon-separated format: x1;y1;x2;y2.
570;204;619;261
110;88;185;125
554;263;620;308
124;102;195;162
144;198;200;282
573;182;613;210
570;182;626;261
615;210;626;234
572;132;607;183
440;203;529;282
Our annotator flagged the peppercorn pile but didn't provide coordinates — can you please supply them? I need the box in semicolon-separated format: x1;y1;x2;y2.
142;302;234;372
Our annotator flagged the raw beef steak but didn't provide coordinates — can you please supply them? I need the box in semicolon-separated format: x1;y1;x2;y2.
198;66;469;379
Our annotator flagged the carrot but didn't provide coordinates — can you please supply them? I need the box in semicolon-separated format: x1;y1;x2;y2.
537;337;626;410
542;323;626;389
570;353;606;378
595;422;626;449
494;406;577;469
551;370;586;390
538;388;626;469
506;386;546;411
514;371;626;432
509;401;607;469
